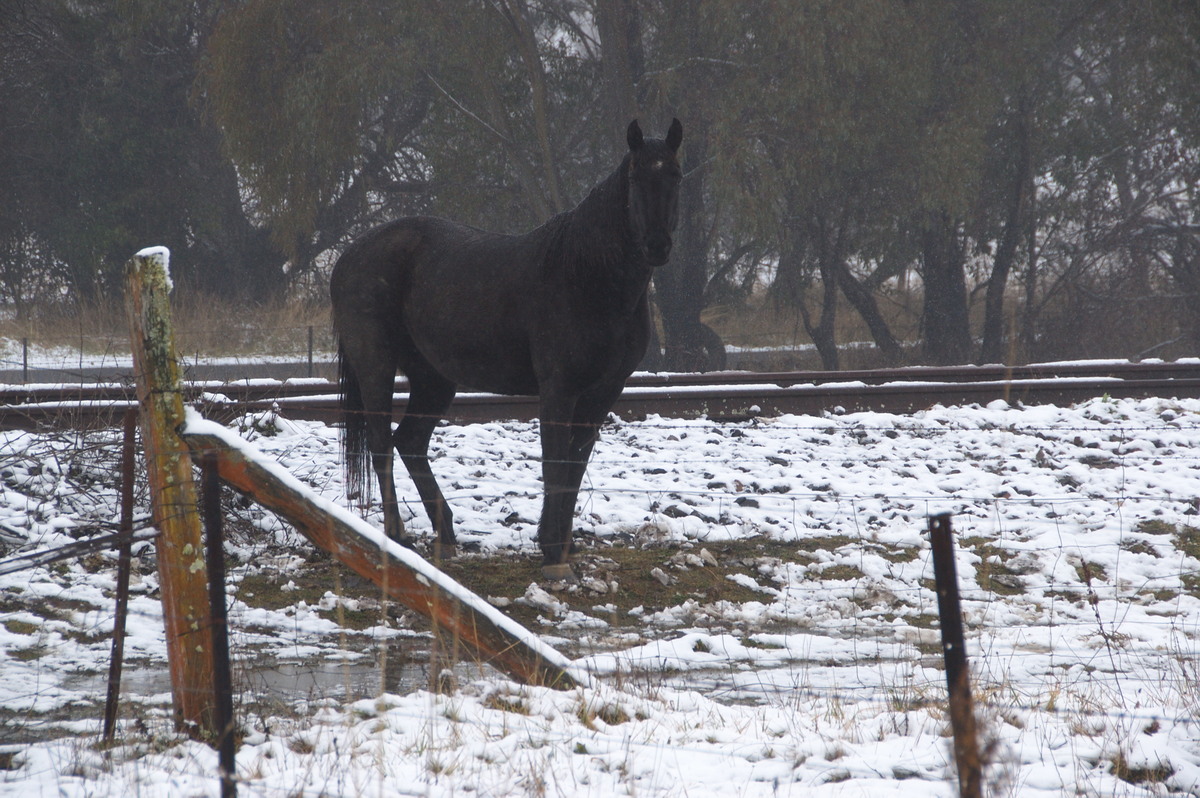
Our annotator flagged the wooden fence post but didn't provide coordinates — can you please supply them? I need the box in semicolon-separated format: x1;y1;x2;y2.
124;247;218;737
928;513;983;798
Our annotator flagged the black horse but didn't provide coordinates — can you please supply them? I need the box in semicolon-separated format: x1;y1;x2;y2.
331;119;683;580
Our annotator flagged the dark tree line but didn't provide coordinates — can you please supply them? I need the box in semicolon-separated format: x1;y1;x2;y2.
2;0;1198;368
0;1;285;304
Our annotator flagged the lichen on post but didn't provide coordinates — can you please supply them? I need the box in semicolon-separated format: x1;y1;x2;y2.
124;247;218;738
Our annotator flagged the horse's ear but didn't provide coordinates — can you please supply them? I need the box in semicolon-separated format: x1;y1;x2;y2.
627;119;644;151
665;118;683;153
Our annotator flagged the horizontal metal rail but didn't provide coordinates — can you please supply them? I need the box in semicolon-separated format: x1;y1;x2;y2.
4;361;1200;430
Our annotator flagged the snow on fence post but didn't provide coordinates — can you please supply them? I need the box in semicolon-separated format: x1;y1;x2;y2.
928;513;982;798
124;247;219;738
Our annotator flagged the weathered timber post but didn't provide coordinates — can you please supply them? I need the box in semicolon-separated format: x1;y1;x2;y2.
928;513;982;798
124;247;218;737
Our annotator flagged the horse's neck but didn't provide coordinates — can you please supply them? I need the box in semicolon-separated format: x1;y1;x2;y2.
553;164;650;312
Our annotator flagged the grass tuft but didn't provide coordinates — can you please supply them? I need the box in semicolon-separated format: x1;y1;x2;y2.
1110;752;1174;785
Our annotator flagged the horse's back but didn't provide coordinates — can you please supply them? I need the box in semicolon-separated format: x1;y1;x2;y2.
331;212;649;397
332;216;542;394
333;216;472;281
332;217;516;319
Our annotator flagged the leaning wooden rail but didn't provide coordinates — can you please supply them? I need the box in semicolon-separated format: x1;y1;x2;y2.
178;409;586;690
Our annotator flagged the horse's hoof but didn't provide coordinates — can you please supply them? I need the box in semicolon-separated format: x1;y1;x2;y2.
541;563;578;583
432;541;457;561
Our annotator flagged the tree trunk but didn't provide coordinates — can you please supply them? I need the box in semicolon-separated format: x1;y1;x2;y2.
793;215;842;370
595;0;643;144
979;100;1032;365
806;257;840;371
185;131;289;304
833;261;904;366
653;125;725;371
500;0;565;212
1020;225;1040;360
1169;234;1200;350
921;212;973;365
600;3;731;372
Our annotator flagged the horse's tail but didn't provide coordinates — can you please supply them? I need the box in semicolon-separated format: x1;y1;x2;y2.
337;341;371;503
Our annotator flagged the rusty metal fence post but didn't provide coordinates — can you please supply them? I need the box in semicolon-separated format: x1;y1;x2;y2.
102;408;139;743
928;513;982;798
200;453;237;798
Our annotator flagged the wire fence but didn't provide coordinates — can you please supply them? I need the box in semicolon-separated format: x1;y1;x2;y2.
1;407;1199;794
0;326;830;383
0;327;340;383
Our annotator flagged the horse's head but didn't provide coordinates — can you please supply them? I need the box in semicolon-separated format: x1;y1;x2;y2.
626;118;683;267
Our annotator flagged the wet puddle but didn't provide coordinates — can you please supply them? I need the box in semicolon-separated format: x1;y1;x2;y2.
63;646;486;708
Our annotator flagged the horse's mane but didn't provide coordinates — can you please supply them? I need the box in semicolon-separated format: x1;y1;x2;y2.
532;154;646;304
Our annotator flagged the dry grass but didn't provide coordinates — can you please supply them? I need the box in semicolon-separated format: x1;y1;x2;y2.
233;537;797;637
2;279;1189;368
703;291;919;352
705;285;924;369
0;295;333;360
708;280;1193;367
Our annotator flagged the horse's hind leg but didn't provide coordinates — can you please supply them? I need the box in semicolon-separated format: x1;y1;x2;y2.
363;387;413;548
394;367;458;559
340;327;411;546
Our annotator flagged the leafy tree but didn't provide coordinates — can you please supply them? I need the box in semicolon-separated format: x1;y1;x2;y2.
201;0;438;288
1011;0;1200;360
202;1;614;280
0;0;288;305
708;1;934;368
204;0;731;370
709;0;1145;368
9;0;1198;370
634;1;735;371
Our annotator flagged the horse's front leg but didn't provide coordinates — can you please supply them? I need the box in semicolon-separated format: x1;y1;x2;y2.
537;382;623;581
537;392;579;579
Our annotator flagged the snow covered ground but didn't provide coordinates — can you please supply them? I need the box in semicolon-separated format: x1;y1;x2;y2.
2;385;1200;796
